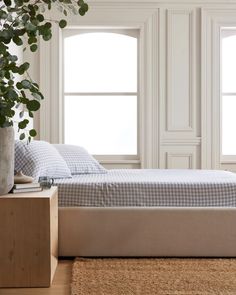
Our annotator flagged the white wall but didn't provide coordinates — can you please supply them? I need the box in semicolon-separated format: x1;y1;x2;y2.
23;48;40;139
8;42;23;139
31;0;236;169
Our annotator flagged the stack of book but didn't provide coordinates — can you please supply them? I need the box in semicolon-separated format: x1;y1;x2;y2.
11;183;42;194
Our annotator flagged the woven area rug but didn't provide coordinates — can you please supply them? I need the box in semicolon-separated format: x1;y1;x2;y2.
71;258;236;295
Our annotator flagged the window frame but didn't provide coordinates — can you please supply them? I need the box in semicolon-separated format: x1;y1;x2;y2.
202;9;236;169
220;27;236;163
62;28;140;160
39;5;159;169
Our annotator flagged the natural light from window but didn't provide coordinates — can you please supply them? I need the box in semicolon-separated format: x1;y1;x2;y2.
221;28;236;156
63;31;138;155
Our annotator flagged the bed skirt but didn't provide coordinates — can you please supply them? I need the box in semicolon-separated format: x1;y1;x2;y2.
58;207;236;257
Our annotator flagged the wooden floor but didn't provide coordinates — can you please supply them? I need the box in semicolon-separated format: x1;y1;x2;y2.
0;259;73;295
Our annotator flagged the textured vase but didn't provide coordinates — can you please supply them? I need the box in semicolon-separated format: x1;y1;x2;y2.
0;127;14;195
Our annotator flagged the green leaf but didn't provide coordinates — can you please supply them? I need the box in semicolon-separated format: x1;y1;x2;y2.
32;92;43;100
21;62;30;71
8;80;14;86
13;36;23;46
30;44;37;52
44;22;52;29
5;71;11;79
21;90;26;98
18;119;29;129
25;22;37;32
4;0;11;6
82;3;88;12
59;19;67;29
8;55;18;62
28;36;37;44
29;129;37;137
79;7;86;16
19;133;25;140
0;30;12;40
32;82;39;88
0;43;8;54
22;14;30;23
14;28;26;36
7;89;18;100
15;0;23;6
16;82;23;89
42;33;52;41
0;115;6;126
7;13;13;22
36;14;44;22
21;79;31;89
28;111;34;118
0;11;8;19
26;99;40;111
5;71;11;80
31;18;39;26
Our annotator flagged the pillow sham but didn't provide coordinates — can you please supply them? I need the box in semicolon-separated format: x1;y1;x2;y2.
53;144;107;175
15;140;72;179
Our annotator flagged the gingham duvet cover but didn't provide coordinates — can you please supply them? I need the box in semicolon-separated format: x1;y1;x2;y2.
54;169;236;207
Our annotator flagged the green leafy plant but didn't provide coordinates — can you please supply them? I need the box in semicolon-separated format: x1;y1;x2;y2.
0;0;88;141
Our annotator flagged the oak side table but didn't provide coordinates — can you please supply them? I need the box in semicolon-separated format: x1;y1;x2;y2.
0;186;58;287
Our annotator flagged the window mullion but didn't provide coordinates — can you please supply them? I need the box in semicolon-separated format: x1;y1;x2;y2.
222;93;236;96
64;92;137;96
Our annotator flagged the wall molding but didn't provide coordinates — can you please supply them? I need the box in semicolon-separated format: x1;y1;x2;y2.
166;152;194;169
140;9;159;168
166;8;195;132
161;138;201;146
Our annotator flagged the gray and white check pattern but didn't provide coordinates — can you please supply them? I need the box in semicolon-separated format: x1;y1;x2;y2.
53;144;107;175
15;140;72;179
54;169;236;207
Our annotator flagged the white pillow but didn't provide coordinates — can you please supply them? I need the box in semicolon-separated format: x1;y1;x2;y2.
53;144;107;175
15;140;72;180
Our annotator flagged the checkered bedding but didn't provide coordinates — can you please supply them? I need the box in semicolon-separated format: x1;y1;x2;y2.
54;169;236;207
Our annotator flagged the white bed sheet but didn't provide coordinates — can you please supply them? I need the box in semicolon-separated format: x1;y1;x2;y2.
54;169;236;207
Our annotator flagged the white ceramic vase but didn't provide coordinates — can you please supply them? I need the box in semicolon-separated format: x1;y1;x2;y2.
0;127;14;195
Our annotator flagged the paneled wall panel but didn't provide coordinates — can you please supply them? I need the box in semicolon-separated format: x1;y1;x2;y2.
166;9;195;133
167;153;193;169
160;145;199;169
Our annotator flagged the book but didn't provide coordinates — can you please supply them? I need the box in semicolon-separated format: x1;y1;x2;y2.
11;187;43;194
13;183;41;190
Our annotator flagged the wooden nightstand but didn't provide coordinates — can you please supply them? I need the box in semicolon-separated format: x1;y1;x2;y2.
0;186;58;288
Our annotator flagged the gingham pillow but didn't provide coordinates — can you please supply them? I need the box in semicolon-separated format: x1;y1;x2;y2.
15;140;72;179
53;144;107;175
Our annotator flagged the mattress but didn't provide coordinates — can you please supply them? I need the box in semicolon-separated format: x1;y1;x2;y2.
54;169;236;207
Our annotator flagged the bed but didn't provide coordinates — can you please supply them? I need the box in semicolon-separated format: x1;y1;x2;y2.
14;141;236;257
55;169;236;257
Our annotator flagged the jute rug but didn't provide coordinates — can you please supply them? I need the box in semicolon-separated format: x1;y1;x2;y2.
71;258;236;295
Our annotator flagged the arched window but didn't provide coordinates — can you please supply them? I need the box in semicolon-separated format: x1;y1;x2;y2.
63;30;138;156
